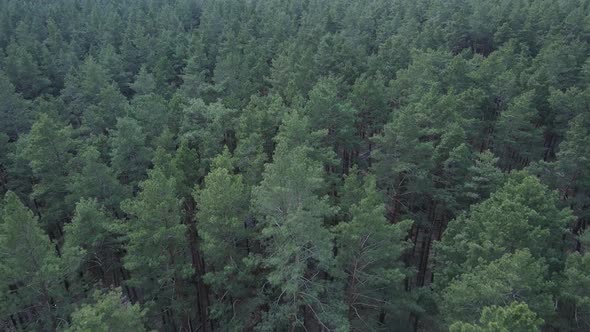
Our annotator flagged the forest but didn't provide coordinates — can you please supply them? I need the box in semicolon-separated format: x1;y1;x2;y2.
0;0;590;331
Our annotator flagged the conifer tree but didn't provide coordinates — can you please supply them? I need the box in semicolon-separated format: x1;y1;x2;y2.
449;302;544;332
335;174;414;330
435;174;573;290
22;113;75;233
121;168;193;330
194;148;253;328
108;117;152;190
66;288;147;332
0;192;67;331
63;199;124;286
440;250;553;326
68;146;129;214
0;70;32;139
253;111;345;331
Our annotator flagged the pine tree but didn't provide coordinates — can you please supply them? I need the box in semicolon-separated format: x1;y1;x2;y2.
22;113;75;234
82;83;127;136
441;250;553;326
0;70;32;140
305;76;358;175
449;302;544;332
68;146;129;215
108;117;152;190
194;148;253;328
334;174;414;330
66;288;147;332
252;111;346;331
61;56;112;126
128;93;170;143
492;91;543;170
121;168;193;330
233;94;285;185
2;40;50;98
180;98;237;169
0;192;67;331
435;174;573;290
129;65;156;96
63;199;124;287
561;251;590;330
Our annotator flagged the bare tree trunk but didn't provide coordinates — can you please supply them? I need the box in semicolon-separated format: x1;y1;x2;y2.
185;199;212;332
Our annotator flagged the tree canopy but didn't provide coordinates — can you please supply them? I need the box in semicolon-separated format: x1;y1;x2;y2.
1;0;589;330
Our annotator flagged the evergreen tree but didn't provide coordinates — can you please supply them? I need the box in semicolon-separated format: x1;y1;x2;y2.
63;199;124;286
305;76;358;175
0;70;32;139
253;111;346;331
2;39;50;98
0;192;67;331
130;65;157;96
121;168;193;330
561;251;590;330
492;91;543;170
335;174;414;330
194;148;253;328
22;113;75;234
128;93;170;143
180;98;237;169
233;94;285;185
449;302;544;332
68;146;129;214
81;83;127;136
61;56;111;126
108;117;152;189
1;1;590;330
66;288;147;332
441;250;553;326
435;174;573;290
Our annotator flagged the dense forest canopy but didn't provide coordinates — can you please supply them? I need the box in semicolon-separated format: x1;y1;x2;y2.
0;0;590;330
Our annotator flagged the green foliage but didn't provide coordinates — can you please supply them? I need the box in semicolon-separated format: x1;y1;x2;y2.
22;113;75;232
561;251;590;329
66;288;147;332
130;65;157;96
441;250;553;325
435;174;573;290
492;91;543;170
121;167;192;329
196;148;249;267
180;98;237;169
253;111;345;330
0;70;32;139
449;302;544;332
2;39;50;98
63;199;123;284
194;148;254;327
68;146;129;214
0;192;67;331
233;94;286;185
81;83;127;136
1;0;590;330
334;174;415;329
109;117;152;189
